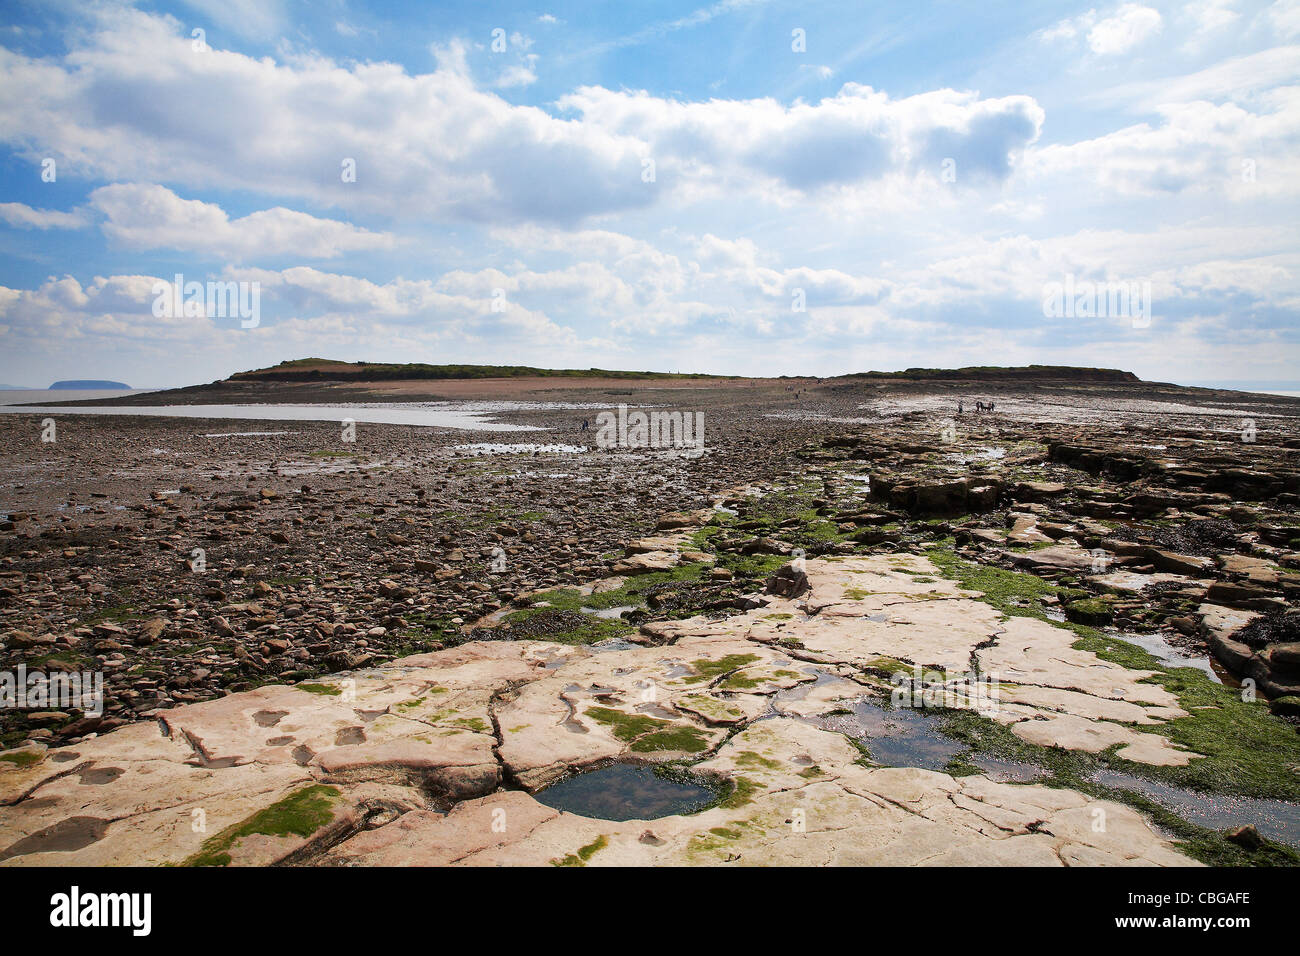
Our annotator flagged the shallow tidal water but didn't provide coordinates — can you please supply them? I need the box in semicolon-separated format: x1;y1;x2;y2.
1090;769;1300;849
811;695;1300;848
0;401;543;432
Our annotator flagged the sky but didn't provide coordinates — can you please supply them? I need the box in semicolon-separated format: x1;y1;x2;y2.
0;0;1297;389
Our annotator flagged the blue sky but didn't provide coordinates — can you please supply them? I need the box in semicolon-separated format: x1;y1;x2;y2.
0;0;1297;387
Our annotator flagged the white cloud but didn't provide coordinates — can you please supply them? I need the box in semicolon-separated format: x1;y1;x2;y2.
1;5;1297;387
1037;12;1093;43
0;202;89;229
334;21;376;39
228;265;583;345
0;265;588;372
0;9;1042;226
1030;96;1300;197
1266;0;1300;38
888;225;1300;314
2;207;1296;384
1085;45;1300;108
0;274;221;348
1187;0;1239;35
1038;4;1163;55
88;184;396;260
495;63;538;88
559;83;1042;196
1088;4;1163;55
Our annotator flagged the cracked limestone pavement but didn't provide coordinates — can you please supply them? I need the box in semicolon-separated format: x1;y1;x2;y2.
0;553;1202;866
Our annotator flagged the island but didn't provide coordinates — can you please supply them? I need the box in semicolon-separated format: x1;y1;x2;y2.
48;380;131;390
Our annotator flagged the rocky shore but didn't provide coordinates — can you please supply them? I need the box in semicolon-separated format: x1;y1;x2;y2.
2;373;1299;866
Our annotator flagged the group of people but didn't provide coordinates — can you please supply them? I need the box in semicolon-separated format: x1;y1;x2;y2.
956;400;996;414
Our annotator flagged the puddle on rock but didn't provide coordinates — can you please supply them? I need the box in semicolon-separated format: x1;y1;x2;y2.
454;443;587;455
813;697;965;771
202;431;296;438
946;446;1007;465
0;816;109;860
78;766;125;785
535;762;719;821
580;605;636;621
842;474;872;493
1103;627;1223;683
588;636;639;653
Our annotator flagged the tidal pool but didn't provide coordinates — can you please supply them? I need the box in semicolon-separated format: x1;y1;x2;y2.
535;763;719;821
813;698;966;771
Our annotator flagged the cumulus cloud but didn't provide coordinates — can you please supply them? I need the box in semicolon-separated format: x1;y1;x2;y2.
2;208;1296;384
0;202;89;229
0;9;1042;225
0;274;221;347
227;265;584;345
476;224;1296;341
1030;97;1300;197
0;264;587;366
886;226;1300;331
559;83;1043;194
0;4;1296;387
88;184;396;260
1087;4;1163;54
495;64;538;88
1038;4;1163;55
